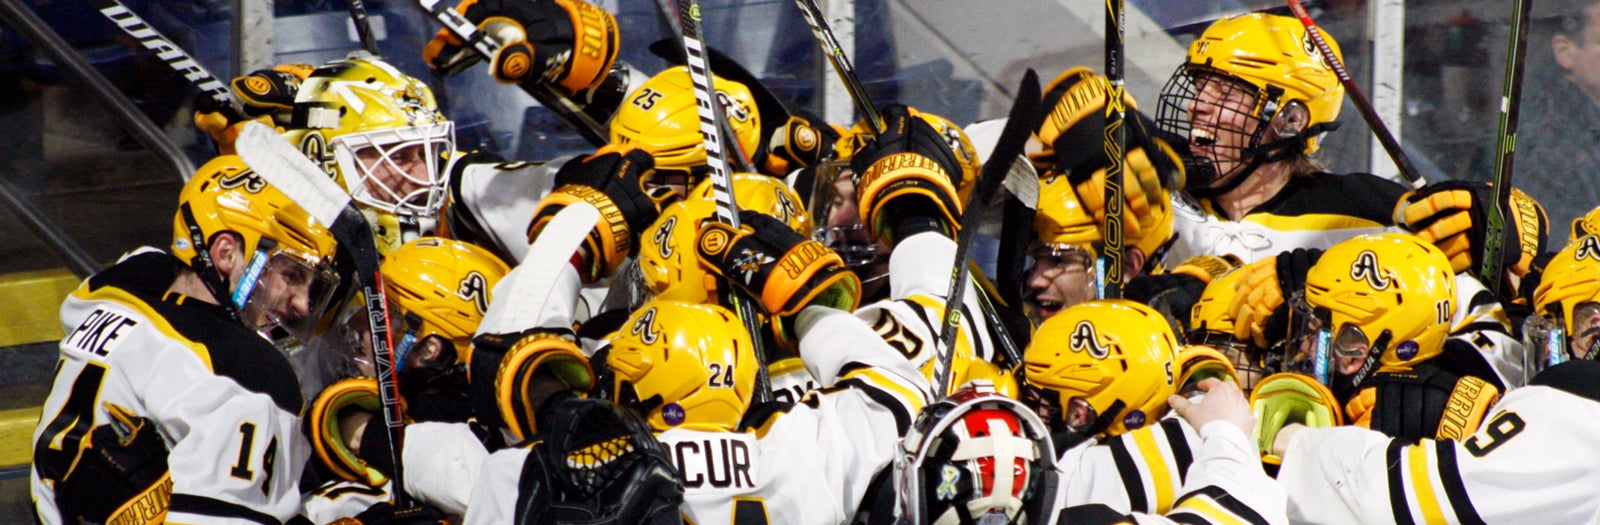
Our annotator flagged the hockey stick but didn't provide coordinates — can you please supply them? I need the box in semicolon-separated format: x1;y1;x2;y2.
347;0;382;56
1479;0;1534;297
236;122;412;507
86;0;244;121
411;0;608;147
793;0;884;134
932;69;1040;398
1100;0;1127;301
673;0;775;404
1285;0;1423;187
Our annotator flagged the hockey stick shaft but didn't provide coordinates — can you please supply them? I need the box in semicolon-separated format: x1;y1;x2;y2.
1100;0;1126;300
1479;0;1534;296
1285;0;1423;187
412;0;608;147
674;0;775;403
347;0;382;56
236;123;412;507
86;0;244;121
933;70;1040;397
793;0;884;135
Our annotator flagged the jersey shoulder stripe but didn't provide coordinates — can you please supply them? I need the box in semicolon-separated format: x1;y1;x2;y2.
1169;485;1270;525
1057;504;1138;525
1107;436;1149;512
169;493;282;525
834;376;915;433
1386;439;1416;525
1159;419;1194;481
1130;426;1177;512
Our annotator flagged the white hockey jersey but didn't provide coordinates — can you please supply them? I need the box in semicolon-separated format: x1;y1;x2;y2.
1164;173;1406;265
852;232;1001;369
464;305;930;524
31;250;310;524
1278;360;1600;524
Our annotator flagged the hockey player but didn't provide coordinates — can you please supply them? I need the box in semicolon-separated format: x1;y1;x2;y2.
31;157;343;524
1523;234;1600;378
1275;359;1600;523
1186;267;1277;391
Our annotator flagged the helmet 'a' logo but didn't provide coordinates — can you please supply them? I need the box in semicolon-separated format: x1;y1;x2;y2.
219;169;268;193
1301;30;1326;68
654;216;677;258
1069;321;1111;359
458;271;490;314
632;307;662;345
1576;235;1600;261
1349;250;1391;290
774;190;800;225
715;91;752;124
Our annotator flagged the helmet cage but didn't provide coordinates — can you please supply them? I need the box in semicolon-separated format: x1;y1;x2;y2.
329;121;454;217
1156;66;1281;189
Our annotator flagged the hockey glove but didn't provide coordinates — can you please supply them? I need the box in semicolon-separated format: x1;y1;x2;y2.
335;502;449;525
528;145;662;283
473;331;594;442
422;0;619;96
697;210;863;317
764;107;843;175
1176;344;1240;396
1227;248;1321;350
1394;180;1549;279
53;404;172;525
516;395;684;523
1249;373;1343;465
850;104;966;243
193;63;314;154
308;377;401;486
1035;67;1183;189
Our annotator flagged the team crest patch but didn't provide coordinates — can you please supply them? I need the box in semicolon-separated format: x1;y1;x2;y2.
1395;340;1420;361
662;402;686;426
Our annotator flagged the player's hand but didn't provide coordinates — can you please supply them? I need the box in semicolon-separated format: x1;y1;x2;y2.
850;104;966;243
422;0;619;96
1227;248;1320;350
1394;180;1548;281
1248;373;1343;464
764;106;842;175
308;377;399;486
1168;377;1255;439
1124;272;1208;334
528;145;662;283
193;64;314;154
468;330;593;442
52;405;171;524
697;210;862;317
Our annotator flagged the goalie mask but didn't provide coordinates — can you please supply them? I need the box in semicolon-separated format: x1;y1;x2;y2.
173;155;342;347
291;54;454;217
1155;13;1343;194
1022;300;1178;439
381;237;509;384
607;300;756;431
1291;233;1455;393
609;66;760;194
895;383;1058;525
1527;235;1600;379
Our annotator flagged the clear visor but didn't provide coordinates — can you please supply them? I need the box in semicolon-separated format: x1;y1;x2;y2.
332;121;454;217
1024;243;1098;321
807;158;888;277
1282;295;1335;386
236;249;341;348
1524;302;1600;380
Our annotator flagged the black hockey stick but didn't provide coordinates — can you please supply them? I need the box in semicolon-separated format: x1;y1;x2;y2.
672;0;775;403
236;122;413;508
933;70;1040;398
1479;0;1534;297
793;0;884;133
1100;0;1127;301
411;0;608;147
86;0;245;122
347;0;382;56
1286;0;1423;187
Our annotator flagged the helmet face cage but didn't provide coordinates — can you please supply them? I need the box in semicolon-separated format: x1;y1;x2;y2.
329;121;454;217
896;387;1058;525
1156;66;1272;188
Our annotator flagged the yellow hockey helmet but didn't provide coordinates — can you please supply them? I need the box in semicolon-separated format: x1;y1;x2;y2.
1022;299;1178;438
1572;205;1600;243
1529;235;1600;369
607;300;756;431
1182;13;1343;154
608;66;761;174
686;172;813;234
638;174;812;305
291;54;454;217
381;237;510;370
1303;233;1455;376
1034;171;1172;269
172;155;341;343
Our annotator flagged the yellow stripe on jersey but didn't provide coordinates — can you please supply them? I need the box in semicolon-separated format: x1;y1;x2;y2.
1241;212;1387;233
841;366;928;416
1172;492;1250;525
71;285;213;371
768;357;808;378
1132;426;1176;512
1407;444;1449;525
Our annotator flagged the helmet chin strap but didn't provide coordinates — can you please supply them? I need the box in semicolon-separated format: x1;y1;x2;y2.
179;203;243;322
1186;121;1339;200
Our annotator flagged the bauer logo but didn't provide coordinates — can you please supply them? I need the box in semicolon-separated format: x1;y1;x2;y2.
1577;235;1600;261
1349;250;1391;290
1069;321;1111;359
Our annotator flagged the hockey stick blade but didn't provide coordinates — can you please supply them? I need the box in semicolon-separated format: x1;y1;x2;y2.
932;69;1041;397
412;0;608;147
236;122;413;507
477;202;600;336
87;0;244;121
1003;156;1040;210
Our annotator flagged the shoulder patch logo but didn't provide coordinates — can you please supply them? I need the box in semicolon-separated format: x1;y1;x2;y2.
1069;320;1111;359
632;307;661;345
458;271;490;314
1576;235;1600;261
1349;250;1391;290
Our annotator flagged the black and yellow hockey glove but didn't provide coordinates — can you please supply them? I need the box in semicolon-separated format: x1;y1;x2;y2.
422;0;620;96
53;404;172;525
193;63;314;154
308;377;398;487
528;145;662;283
1227;248;1321;350
764;106;842;175
696;210;862;317
1249;373;1343;465
849;104;966;243
1394;180;1548;280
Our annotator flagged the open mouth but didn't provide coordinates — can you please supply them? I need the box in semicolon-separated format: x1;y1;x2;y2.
1191;128;1217;151
1035;299;1063;319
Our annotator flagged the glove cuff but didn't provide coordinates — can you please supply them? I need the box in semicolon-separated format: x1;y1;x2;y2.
857;152;962;241
496;333;594;441
529;187;630;282
308;377;391;487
